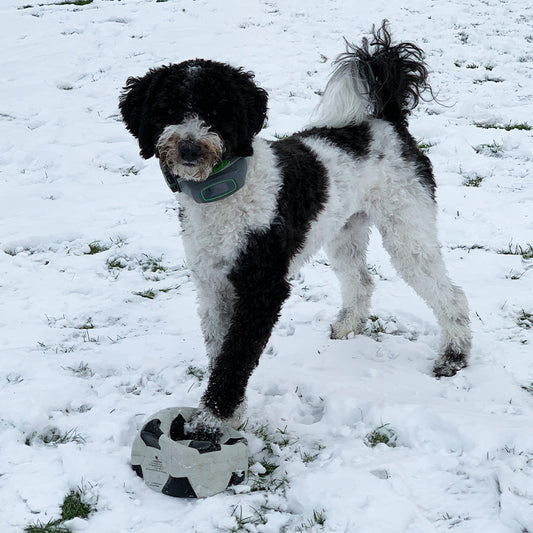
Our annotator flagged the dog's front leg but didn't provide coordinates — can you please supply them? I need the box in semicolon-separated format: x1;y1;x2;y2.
194;269;235;369
190;241;292;440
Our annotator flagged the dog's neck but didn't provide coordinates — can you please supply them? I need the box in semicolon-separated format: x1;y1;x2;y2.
160;157;248;204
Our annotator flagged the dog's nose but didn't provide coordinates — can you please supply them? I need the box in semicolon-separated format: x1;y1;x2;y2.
178;141;202;163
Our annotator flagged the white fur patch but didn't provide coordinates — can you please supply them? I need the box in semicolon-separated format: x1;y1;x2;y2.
310;62;370;128
156;115;224;181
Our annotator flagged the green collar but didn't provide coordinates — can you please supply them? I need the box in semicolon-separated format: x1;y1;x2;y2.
160;157;248;204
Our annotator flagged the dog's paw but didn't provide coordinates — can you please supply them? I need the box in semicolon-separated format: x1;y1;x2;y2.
185;408;225;442
433;348;467;377
330;313;365;340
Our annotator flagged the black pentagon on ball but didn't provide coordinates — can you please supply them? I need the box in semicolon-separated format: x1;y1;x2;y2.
227;471;246;487
169;414;186;441
188;440;222;454
131;464;143;479
162;475;197;498
140;419;163;450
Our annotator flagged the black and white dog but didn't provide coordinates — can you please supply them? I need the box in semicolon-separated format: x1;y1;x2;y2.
120;23;471;438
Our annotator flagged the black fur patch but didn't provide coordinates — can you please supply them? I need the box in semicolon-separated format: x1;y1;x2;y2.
433;346;467;377
298;122;372;158
394;123;436;200
201;139;328;419
119;59;268;160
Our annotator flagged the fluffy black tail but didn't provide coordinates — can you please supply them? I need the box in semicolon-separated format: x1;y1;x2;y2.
313;21;433;127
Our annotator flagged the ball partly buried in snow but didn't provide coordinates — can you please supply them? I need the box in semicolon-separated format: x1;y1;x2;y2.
131;407;248;498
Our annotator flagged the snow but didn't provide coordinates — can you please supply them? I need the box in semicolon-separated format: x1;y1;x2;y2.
1;0;532;531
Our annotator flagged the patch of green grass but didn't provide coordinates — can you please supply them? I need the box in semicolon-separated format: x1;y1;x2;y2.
66;362;93;377
497;243;533;260
138;254;166;273
55;0;93;5
457;31;469;44
517;310;533;329
296;509;327;531
462;174;484;187
24;519;70;533
158;284;181;294
417;139;436;154
24;485;96;533
473;76;504;84
364;424;397;448
133;288;156;299
253;424;293;453
505;270;524;280
299;449;320;464
452;244;487;251
228;505;268;532
60;489;93;521
367;315;386;338
106;256;128;270
474;121;531;131
473;141;503;157
121;166;139;176
109;236;127;247
258;459;279;477
248;424;293;493
22;0;94;6
186;365;205;381
250;470;288;492
25;428;86;447
85;241;110;255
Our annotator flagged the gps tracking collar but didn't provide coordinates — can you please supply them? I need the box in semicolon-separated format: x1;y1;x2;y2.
159;157;248;204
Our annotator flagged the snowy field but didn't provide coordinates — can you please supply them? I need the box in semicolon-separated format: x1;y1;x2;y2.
1;0;533;531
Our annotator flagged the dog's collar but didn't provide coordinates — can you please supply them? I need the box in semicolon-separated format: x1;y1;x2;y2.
159;157;248;204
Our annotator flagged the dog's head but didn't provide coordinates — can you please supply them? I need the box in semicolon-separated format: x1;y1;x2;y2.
119;59;268;182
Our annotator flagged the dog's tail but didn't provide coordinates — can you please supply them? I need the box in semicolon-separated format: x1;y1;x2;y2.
312;21;433;128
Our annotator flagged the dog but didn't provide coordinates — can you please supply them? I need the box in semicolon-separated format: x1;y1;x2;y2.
119;22;472;439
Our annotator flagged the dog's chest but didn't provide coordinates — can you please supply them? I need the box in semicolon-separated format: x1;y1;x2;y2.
180;201;252;271
179;139;283;276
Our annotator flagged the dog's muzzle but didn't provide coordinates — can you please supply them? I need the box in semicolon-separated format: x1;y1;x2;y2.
159;157;248;204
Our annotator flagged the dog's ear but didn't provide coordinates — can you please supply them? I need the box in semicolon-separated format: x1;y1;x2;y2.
249;85;268;137
232;71;268;157
119;70;162;159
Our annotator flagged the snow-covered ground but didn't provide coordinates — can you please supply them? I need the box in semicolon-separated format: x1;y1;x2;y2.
1;0;532;531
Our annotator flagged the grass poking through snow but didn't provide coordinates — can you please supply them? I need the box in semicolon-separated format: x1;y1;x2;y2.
25;428;86;447
364;424;398;448
24;485;96;532
497;243;533;260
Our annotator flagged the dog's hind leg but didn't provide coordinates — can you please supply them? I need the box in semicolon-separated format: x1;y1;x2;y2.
369;181;472;377
326;212;374;339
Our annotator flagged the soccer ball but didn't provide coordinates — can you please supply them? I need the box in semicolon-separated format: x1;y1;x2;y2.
131;407;248;498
